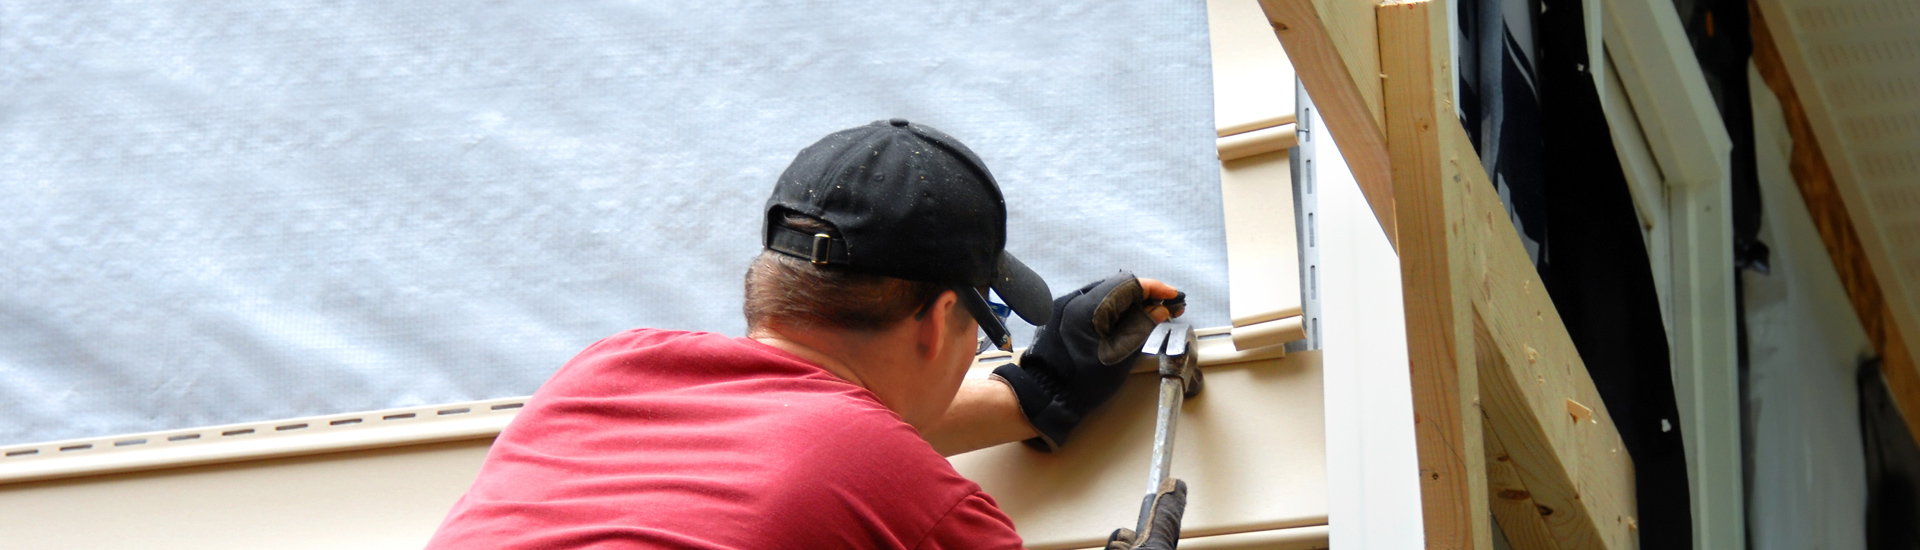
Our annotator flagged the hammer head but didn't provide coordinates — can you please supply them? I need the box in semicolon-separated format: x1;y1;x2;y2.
1141;321;1203;398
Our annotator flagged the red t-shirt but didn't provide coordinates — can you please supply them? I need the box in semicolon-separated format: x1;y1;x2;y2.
425;329;1024;549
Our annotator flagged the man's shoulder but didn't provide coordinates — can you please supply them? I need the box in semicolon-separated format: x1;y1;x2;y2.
575;327;730;359
542;328;930;456
442;329;1010;549
544;328;816;390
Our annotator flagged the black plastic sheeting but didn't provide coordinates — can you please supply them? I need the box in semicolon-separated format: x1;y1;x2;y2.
1859;359;1920;550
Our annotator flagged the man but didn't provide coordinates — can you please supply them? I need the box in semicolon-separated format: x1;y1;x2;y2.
426;119;1188;549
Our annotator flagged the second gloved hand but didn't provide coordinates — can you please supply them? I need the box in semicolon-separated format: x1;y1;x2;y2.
1105;479;1187;550
991;271;1176;450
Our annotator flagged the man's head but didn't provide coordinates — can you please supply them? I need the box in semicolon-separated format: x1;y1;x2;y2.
743;236;978;428
758;118;1051;345
743;214;949;335
744;119;1051;428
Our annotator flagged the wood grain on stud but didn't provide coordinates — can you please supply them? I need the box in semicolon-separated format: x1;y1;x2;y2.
1377;2;1489;548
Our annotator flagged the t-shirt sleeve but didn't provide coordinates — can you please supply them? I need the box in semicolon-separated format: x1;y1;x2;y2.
914;490;1026;550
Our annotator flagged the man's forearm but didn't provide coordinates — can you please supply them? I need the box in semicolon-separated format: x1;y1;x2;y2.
922;377;1037;457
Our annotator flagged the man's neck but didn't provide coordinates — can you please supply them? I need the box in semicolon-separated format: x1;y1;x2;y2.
749;328;869;389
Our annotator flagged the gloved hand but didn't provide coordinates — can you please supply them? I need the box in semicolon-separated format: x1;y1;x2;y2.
1106;479;1188;550
991;271;1182;450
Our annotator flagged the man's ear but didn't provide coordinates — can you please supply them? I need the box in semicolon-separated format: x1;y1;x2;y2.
916;290;960;360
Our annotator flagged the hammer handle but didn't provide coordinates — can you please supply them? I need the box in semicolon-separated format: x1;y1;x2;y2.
1137;375;1185;537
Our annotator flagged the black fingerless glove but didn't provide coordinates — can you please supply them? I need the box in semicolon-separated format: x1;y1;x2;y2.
991;272;1165;450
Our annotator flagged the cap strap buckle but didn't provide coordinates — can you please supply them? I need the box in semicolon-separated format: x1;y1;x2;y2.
810;233;832;265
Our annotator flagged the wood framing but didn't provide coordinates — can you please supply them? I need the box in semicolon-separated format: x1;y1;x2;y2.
1751;1;1920;449
1376;2;1487;548
1256;0;1396;248
1483;426;1560;549
1460;115;1636;549
1266;0;1641;547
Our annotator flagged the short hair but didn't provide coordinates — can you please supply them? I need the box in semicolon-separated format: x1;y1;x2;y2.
743;213;951;333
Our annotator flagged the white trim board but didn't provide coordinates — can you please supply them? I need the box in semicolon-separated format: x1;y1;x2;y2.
1600;0;1743;547
1600;51;1675;331
0;398;524;485
1309;96;1425;549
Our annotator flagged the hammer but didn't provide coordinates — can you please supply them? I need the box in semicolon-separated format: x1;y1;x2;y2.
1131;320;1202;540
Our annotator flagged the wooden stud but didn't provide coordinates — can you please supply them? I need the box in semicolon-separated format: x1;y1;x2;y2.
1374;0;1639;547
1377;2;1489;548
1483;422;1564;550
1269;0;1643;545
1457;119;1637;550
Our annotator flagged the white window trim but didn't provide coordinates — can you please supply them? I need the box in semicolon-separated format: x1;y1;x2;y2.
1600;0;1743;548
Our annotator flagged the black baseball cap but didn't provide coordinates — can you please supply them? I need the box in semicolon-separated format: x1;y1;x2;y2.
763;118;1052;349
